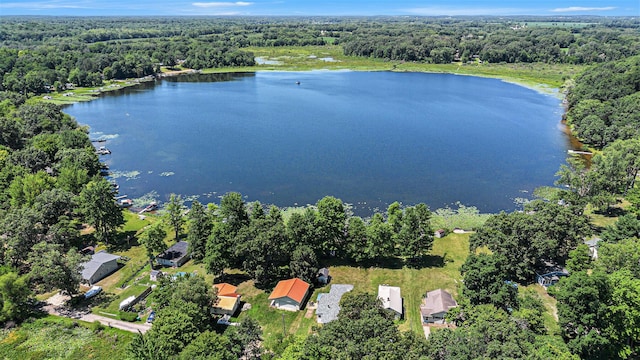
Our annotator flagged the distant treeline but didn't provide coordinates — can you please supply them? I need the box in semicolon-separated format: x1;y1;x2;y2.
1;16;639;94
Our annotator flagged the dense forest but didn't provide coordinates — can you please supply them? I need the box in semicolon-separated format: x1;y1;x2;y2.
1;15;640;360
1;16;640;94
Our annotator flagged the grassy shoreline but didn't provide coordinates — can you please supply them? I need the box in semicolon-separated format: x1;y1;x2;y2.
41;45;585;105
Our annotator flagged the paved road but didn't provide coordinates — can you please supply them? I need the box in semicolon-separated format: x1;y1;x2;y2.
43;297;152;334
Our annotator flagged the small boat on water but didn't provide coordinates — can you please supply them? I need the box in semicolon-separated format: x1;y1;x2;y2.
96;146;111;155
295;81;301;85
119;199;133;208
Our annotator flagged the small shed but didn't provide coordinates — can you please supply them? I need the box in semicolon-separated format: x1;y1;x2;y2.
156;241;190;267
81;251;121;285
269;278;311;311
420;289;458;324
150;270;163;282
317;268;330;285
584;238;602;260
378;285;403;319
434;229;446;238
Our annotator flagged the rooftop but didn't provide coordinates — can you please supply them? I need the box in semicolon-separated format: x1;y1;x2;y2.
214;283;238;297
157;241;189;261
420;289;457;317
213;295;240;311
316;284;354;324
378;285;402;315
269;278;310;304
81;251;121;281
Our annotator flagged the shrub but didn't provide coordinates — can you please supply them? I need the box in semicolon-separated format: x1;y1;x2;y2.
119;311;138;322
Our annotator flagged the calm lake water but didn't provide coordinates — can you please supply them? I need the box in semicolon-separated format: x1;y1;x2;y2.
65;71;570;214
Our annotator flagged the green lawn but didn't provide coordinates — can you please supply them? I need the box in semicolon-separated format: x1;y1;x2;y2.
0;316;133;360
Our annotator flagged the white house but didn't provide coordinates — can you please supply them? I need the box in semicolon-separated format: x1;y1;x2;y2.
378;284;403;319
81;251;121;285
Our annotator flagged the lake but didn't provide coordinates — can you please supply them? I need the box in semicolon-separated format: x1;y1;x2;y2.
64;71;570;214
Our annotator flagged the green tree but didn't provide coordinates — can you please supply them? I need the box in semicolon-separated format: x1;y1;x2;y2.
138;222;167;270
77;176;124;243
186;200;211;262
0;207;46;269
460;253;518;311
178;331;235;360
606;270;640;359
551;271;614;360
164;193;185;240
315;196;346;256
219;192;249;234
290;245;318;284
566;243;592;273
27;242;86;296
597;238;640;278
226;317;263;360
143;307;201;359
396;203;433;260
601;213;640;243
365;212;395;261
0;268;32;322
345;216;368;263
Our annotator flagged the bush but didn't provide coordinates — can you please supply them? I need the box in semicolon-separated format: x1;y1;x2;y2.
90;320;105;333
119;311;138;322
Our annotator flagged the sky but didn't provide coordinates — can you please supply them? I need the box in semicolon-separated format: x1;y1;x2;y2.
0;0;638;17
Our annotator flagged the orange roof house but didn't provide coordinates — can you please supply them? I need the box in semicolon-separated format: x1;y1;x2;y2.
268;278;311;311
214;283;238;297
212;283;241;316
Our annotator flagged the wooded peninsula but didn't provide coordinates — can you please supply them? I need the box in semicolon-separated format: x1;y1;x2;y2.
1;16;639;360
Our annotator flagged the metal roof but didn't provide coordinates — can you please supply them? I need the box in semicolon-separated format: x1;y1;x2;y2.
81;251;121;281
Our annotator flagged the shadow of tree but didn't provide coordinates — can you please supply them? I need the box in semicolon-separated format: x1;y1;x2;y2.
215;273;252;286
405;254;445;269
107;231;139;252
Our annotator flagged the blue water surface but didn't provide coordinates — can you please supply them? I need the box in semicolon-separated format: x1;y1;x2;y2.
64;71;569;214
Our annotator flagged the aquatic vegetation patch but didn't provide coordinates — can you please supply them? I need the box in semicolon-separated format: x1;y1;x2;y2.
109;170;141;180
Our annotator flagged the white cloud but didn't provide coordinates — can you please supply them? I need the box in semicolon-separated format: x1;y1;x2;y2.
405;6;527;16
550;6;617;12
192;1;253;8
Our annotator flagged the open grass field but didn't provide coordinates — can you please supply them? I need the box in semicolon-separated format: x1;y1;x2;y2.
205;45;586;90
0;316;133;360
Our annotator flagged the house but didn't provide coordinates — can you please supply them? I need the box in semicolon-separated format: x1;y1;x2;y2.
317;268;330;285
584;238;602;260
536;261;569;288
269;278;311;311
81;251;121;285
211;283;241;316
378;285;403;319
420;289;458;324
150;270;163;282
316;284;353;324
156;241;190;267
434;229;446;238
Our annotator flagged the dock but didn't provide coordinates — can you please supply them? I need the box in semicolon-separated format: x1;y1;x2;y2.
568;150;593;155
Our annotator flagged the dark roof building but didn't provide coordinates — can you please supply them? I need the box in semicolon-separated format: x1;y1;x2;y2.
156;241;190;267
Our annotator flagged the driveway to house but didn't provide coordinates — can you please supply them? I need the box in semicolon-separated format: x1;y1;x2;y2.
43;293;152;334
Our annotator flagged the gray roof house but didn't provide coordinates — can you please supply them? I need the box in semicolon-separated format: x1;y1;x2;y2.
420;289;458;324
316;284;353;324
157;241;190;267
81;251;121;285
378;284;403;319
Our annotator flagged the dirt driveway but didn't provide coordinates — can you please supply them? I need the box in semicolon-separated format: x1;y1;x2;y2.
43;293;152;334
